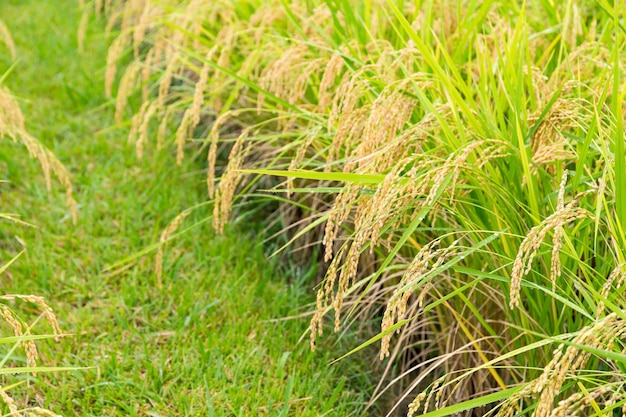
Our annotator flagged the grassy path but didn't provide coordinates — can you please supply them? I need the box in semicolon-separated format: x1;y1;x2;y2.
0;1;370;416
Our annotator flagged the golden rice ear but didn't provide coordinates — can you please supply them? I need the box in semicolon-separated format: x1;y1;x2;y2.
132;0;152;58
173;53;212;166
258;44;326;112
286;128;320;196
155;208;192;288
77;5;90;53
528;97;583;175
494;314;626;417
317;53;345;107
548;171;569;290
0;88;77;223
156;107;171;150
105;31;131;98
0;385;18;417
213;128;252;234
322;184;362;262
128;100;150;157
310;245;346;350
0;86;25;130
380;238;460;359
20;407;63;417
94;0;103;17
0;304;25;341
325;105;369;172
0;19;16;61
0;294;63;370
174;111;191;166
137;101;158;159
347;80;417;172
141;47;155;102
596;262;626;317
156;54;178;112
207;110;241;198
510;202;590;309
115;60;143;124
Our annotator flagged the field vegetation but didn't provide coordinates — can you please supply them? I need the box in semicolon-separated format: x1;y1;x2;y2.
98;0;626;416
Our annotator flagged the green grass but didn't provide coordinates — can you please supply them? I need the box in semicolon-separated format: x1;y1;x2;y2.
0;1;373;416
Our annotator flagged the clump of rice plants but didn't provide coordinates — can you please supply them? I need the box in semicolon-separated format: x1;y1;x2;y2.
101;0;626;415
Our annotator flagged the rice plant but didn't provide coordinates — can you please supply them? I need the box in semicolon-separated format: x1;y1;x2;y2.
100;0;626;415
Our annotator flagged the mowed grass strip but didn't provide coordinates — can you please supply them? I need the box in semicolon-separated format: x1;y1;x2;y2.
0;1;373;416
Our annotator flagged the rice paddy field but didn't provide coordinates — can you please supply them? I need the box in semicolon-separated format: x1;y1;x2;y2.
1;0;626;416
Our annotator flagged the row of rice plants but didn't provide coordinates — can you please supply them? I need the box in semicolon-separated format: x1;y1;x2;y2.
99;0;626;415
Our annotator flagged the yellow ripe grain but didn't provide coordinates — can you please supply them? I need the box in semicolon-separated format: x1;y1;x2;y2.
115;61;143;124
287;128;319;195
259;45;326;112
0;387;18;417
77;6;90;53
0;304;37;368
132;0;151;58
137;101;159;159
175;112;191;166
322;184;362;262
381;239;459;359
120;0;144;33
549;172;569;291
104;0;114;15
213;128;252;234
329;67;368;129
0;294;62;337
141;47;155;102
156;107;171;150
94;0;103;16
157;54;178;112
326;106;369;171
510;202;589;309
155;209;192;288
0;87;25;129
250;6;285;45
128;100;150;153
348;81;417;172
310;245;345;350
216;27;235;69
105;33;130;98
532;314;626;417
0;88;77;223
207;110;240;198
174;53;213;165
104;8;123;37
25;408;64;417
317;53;345;111
529;98;584;172
596;263;626;317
